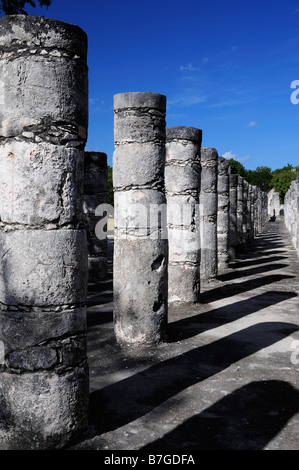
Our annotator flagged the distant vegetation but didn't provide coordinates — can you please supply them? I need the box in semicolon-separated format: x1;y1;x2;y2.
228;159;299;203
107;162;299;205
0;0;52;15
107;166;114;206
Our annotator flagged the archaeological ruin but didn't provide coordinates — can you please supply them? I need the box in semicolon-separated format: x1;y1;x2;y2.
0;14;297;451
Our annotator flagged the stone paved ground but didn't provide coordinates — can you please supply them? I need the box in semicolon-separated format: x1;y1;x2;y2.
72;220;299;451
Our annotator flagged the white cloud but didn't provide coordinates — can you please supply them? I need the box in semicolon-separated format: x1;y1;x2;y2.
202;57;209;65
248;120;257;127
239;155;251;163
168;94;207;107
222;151;250;163
179;63;198;72
292;7;299;14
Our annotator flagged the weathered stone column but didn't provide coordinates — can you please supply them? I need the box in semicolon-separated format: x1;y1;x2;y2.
217;157;230;273
84;151;108;282
242;179;249;245
165;126;202;303
0;16;89;449
228;165;238;260
252;186;258;236
257;188;263;234
200;148;218;280
236;175;244;247
248;184;255;241
113;92;168;344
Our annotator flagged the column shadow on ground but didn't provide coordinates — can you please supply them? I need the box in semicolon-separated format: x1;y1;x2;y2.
200;273;295;304
88;321;298;436
217;262;289;282
168;290;298;342
229;255;288;269
141;379;299;450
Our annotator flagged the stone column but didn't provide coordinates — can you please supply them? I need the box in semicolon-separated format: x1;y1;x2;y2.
228;166;238;260
165;126;202;303
113;92;168;344
242;179;249;245
248;184;255;241
252;186;258;236
0;16;89;449
257;188;262;234
200;148;218;280
217;157;230;273
83;151;108;283
237;175;244;247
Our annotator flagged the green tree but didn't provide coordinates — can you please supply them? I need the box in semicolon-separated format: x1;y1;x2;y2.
245;166;272;193
228;158;247;178
0;0;52;15
271;164;299;203
107;166;114;206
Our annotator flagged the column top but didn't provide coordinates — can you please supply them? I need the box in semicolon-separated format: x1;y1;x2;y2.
218;156;229;168
166;126;202;144
0;15;87;58
201;147;218;162
114;92;166;111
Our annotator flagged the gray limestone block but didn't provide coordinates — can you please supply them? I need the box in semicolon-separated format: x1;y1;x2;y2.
200;193;218;217
3;334;86;372
201;147;218;164
114;110;166;144
217;210;229;230
0;55;88;138
88;256;108;282
200;247;217;280
167;194;199;228
114;92;166;145
218;156;229;173
166;126;202;145
114;92;166;111
0;230;88;307
229;173;238;187
0;15;87;58
165;162;200;194
84;212;107;234
84;152;107;195
113;143;165;189
200;166;218;192
166;140;200;163
83;194;109;214
114;189;166;232
217;175;229;193
0;364;89;450
168;263;200;304
218;194;229;211
168;227;200;264
7;344;58;371
86;232;108;257
113;237;168;344
0;142;84;226
218;252;229;272
201;219;217;250
0;307;86;353
218;232;228;250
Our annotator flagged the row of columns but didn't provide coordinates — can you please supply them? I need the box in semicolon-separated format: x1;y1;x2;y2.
113;91;268;346
284;174;299;252
0;16;269;450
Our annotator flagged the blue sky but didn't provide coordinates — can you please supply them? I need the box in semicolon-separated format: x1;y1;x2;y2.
2;0;299;170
